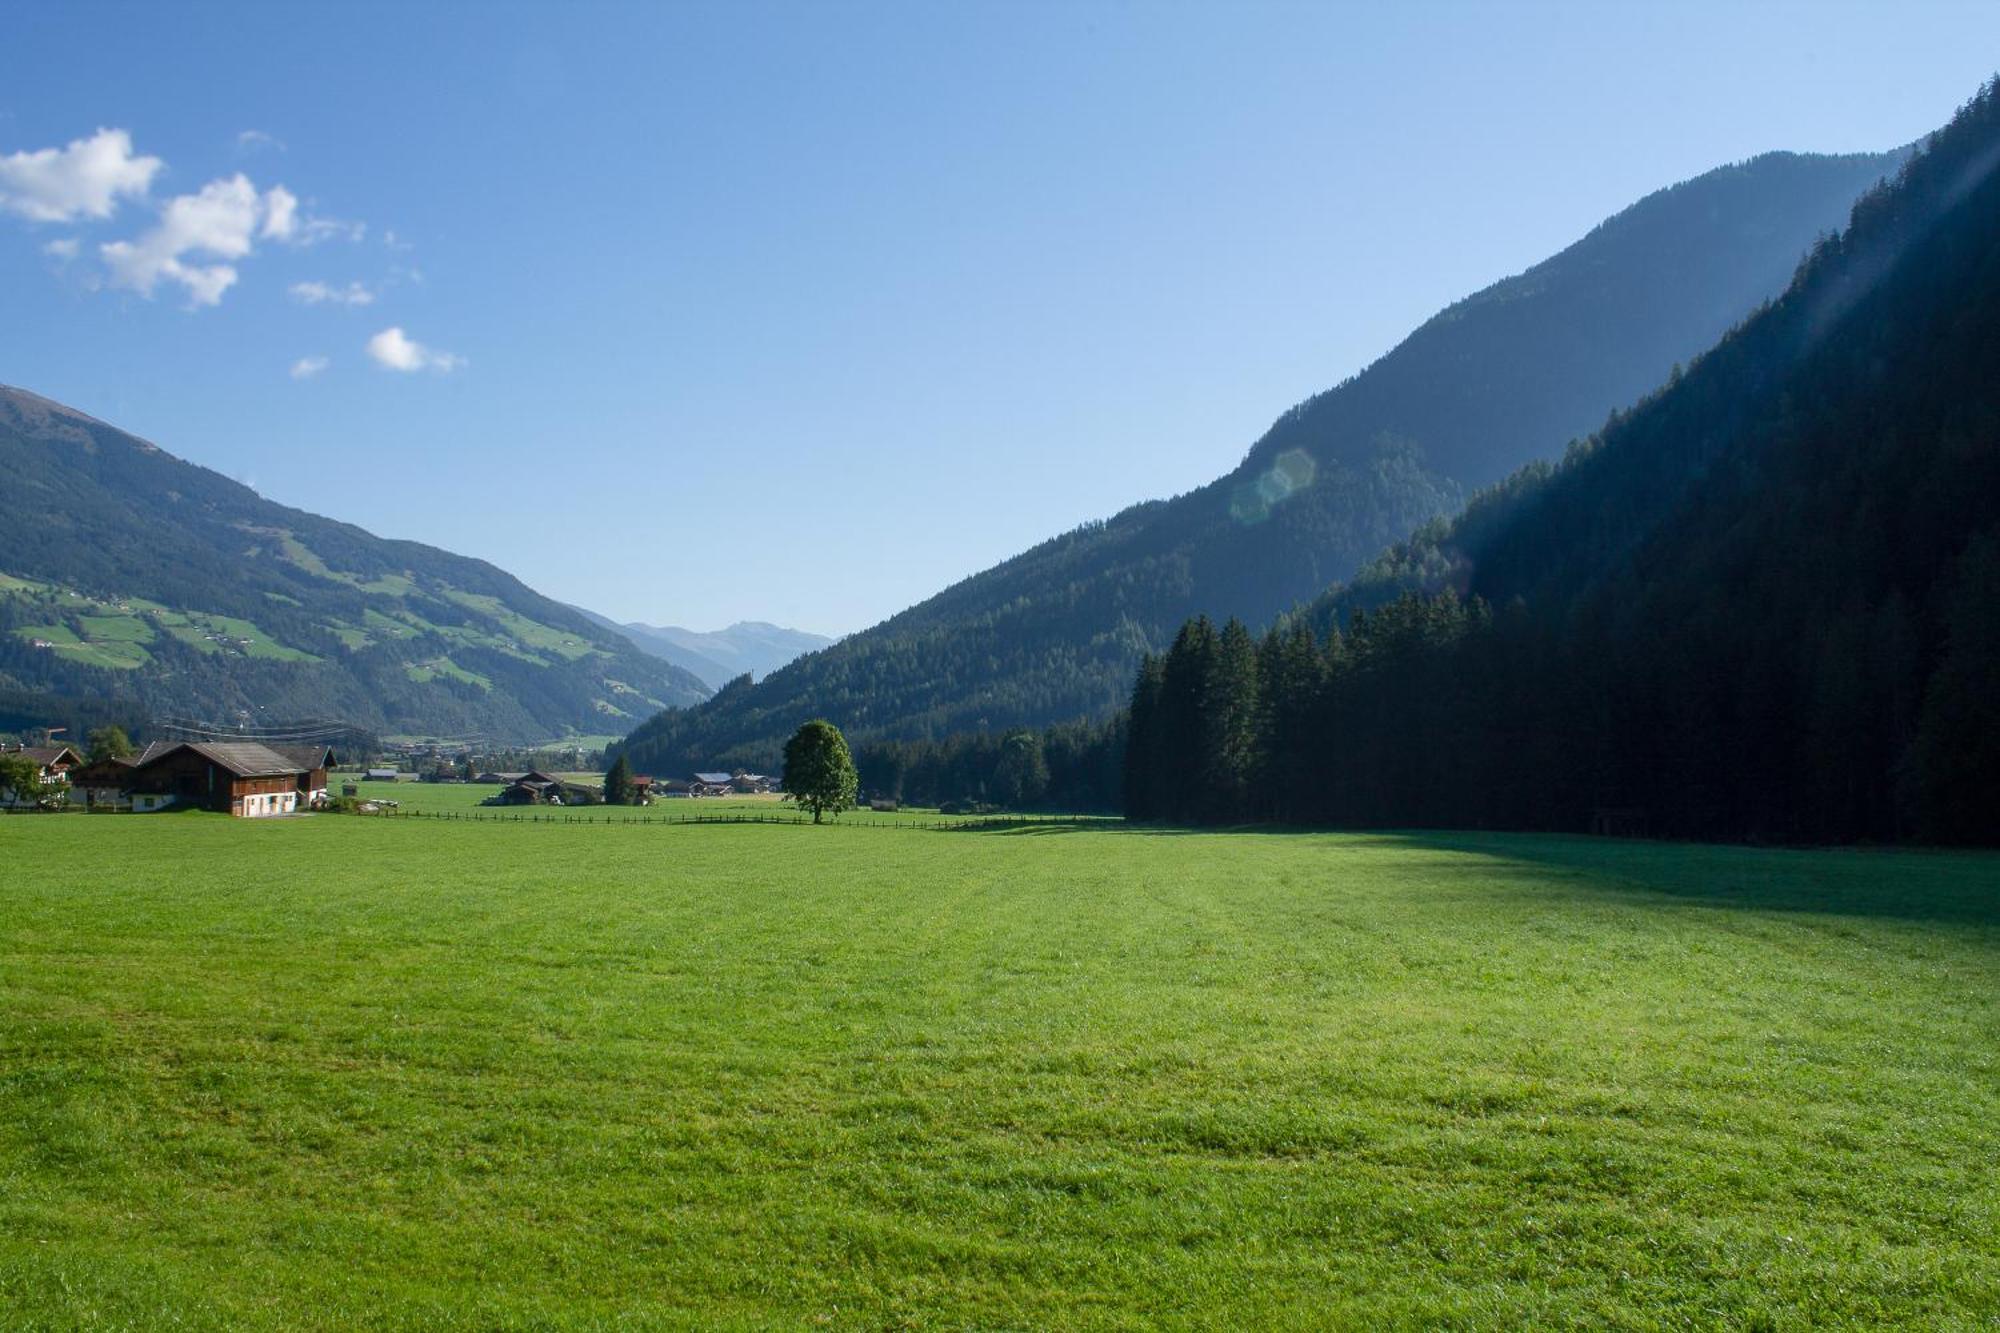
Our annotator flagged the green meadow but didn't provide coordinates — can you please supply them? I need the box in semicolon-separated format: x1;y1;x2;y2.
1;815;1995;1328
339;779;1038;828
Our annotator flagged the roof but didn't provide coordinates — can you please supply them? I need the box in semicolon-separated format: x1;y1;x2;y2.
270;744;336;770
693;772;735;785
140;741;308;778
19;745;82;767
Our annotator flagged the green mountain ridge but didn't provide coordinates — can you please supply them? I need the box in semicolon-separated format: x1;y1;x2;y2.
0;386;711;740
617;145;1908;774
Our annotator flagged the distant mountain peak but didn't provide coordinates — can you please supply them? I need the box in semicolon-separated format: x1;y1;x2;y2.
568;608;832;691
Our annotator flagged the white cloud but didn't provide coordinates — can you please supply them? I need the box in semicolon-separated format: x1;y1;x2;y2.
236;129;285;153
290;355;329;379
290;278;374;306
261;184;298;240
98;173;300;307
366;326;462;373
0;128;161;223
43;237;79;260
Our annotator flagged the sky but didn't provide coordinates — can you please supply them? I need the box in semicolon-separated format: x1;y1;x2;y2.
4;2;1997;637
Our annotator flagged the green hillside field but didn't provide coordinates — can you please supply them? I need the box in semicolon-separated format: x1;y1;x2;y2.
0;815;1994;1327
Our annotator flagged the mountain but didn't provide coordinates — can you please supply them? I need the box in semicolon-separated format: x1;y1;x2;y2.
0;386;711;741
1153;79;2000;843
616;145;1907;774
573;610;833;690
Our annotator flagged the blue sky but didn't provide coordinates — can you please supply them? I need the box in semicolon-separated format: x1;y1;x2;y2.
4;2;1996;636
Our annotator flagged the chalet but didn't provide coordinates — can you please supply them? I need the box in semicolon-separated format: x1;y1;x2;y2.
630;775;654;802
475;771;526;785
0;743;83;809
127;742;310;817
496;770;587;805
365;767;401;782
692;771;736;797
734;772;775;795
69;755;139;811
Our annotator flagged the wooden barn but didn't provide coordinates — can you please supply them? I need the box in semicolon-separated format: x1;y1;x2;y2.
69;755;139;811
127;742;310;817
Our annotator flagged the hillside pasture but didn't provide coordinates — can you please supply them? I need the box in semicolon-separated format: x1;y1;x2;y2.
0;816;1994;1328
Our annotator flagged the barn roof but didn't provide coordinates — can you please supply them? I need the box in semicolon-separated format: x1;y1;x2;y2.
693;772;735;785
161;741;307;778
270;744;337;770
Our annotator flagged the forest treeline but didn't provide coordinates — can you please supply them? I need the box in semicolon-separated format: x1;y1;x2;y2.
852;718;1125;812
1126;81;2000;845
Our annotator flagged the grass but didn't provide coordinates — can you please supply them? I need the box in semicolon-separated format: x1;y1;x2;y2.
0;817;1994;1328
4;578;315;666
403;656;494;690
339;779;1011;828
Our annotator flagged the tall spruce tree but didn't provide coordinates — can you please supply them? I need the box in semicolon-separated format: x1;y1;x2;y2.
603;753;634;806
1123;655;1165;821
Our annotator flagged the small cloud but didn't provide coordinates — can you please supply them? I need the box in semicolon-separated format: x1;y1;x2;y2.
290;355;329;380
366;326;462;373
260;185;298;240
382;228;413;252
289;279;375;306
43;237;79;260
99;172;277;307
292;214;365;246
0;127;162;223
236;129;285;153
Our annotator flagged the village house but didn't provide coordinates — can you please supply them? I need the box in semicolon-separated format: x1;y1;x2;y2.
495;770;598;805
126;742;311;817
692;771;737;797
0;743;83;809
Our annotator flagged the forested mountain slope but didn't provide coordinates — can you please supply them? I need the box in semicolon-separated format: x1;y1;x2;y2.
0;387;710;740
619;146;1904;773
1149;80;2000;843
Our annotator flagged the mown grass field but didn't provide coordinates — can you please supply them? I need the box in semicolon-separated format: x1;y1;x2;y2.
1;814;1995;1328
340;779;1047;828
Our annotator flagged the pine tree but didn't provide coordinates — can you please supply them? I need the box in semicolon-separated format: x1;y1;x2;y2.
604;753;634;806
1123;655;1165;820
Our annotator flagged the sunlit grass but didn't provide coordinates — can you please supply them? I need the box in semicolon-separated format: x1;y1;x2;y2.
0;816;1994;1327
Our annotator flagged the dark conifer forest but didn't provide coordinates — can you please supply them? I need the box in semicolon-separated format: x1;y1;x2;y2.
1126;82;2000;844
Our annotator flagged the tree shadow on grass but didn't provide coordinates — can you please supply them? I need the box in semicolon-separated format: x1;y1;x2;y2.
1388;829;2000;929
943;820;2000;927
